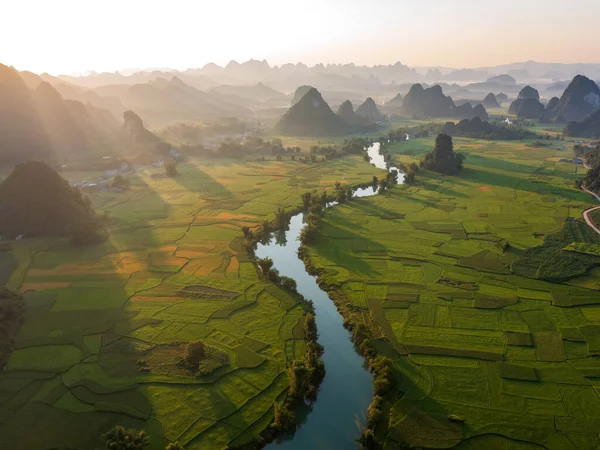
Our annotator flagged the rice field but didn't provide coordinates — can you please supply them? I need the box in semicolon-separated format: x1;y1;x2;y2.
305;137;600;449
0;156;381;450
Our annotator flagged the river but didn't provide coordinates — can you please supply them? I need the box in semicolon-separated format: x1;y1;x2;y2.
256;142;401;449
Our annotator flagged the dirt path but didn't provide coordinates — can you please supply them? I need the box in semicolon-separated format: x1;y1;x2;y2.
581;185;600;235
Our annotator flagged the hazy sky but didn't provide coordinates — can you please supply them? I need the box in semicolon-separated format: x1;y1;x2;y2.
4;0;600;74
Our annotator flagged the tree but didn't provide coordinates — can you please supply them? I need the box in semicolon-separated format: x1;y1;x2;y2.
0;288;25;367
335;181;342;190
274;208;287;229
345;186;354;201
585;163;600;193
183;341;206;367
585;144;600;168
386;170;397;185
420;134;464;175
102;426;149;450
261;219;271;234
378;179;388;194
112;175;130;189
165;159;178;177
273;401;295;431
257;257;274;274
301;191;312;209
300;223;318;245
287;361;310;399
336;188;348;204
241;226;253;240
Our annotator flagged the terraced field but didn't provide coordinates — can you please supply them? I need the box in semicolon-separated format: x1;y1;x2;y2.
0;156;381;450
305;137;600;448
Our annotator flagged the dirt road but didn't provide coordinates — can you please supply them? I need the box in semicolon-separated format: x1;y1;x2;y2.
582;185;600;235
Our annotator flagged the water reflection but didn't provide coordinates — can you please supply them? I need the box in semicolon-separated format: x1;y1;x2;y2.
259;142;402;449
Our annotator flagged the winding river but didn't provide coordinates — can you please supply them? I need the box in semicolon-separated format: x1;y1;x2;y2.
257;143;402;449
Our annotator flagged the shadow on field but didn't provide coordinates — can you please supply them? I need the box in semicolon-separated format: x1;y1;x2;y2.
0;170;169;450
377;351;463;448
168;160;234;201
462;167;584;201
415;179;470;198
318;202;393;277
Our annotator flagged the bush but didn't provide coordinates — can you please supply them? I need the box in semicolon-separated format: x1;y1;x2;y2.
102;426;149;450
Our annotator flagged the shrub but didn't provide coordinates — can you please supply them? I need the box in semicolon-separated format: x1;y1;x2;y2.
102;426;149;450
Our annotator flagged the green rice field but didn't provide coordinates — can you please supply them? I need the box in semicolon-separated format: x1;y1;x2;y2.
0;156;380;450
305;136;600;449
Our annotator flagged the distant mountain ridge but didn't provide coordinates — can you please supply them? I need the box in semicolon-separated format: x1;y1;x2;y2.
400;84;488;120
93;76;252;125
0;63;119;166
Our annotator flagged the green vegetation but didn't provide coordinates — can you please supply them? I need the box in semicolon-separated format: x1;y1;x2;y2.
0;154;380;450
565;109;600;138
303;134;600;448
164;159;178;177
584;144;600;192
182;341;229;376
420;134;465;174
103;426;149;449
512;221;600;280
0;161;104;242
0;288;24;367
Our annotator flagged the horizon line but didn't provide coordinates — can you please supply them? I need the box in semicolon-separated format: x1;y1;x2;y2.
15;58;600;78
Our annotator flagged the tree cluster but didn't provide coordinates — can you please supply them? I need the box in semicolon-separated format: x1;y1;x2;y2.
420;134;465;175
584;144;600;192
441;117;533;140
100;426;184;449
0;288;24;368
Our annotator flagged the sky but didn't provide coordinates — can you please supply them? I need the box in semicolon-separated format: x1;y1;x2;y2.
3;0;600;75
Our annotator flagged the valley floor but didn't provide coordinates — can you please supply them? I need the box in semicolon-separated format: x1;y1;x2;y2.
0;156;381;450
305;137;600;449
